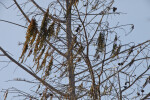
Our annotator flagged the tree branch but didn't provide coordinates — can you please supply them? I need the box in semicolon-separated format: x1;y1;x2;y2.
45;40;67;58
13;0;30;23
30;0;66;23
141;92;150;100
0;19;27;28
0;47;67;97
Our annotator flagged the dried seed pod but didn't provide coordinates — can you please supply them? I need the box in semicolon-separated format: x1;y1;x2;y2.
20;44;28;60
40;8;49;36
28;19;38;46
40;48;49;69
45;56;53;77
20;19;37;60
55;23;60;37
34;34;41;57
96;32;105;52
36;46;46;62
47;22;55;39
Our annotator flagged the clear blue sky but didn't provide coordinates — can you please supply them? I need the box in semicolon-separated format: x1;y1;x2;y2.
0;0;150;99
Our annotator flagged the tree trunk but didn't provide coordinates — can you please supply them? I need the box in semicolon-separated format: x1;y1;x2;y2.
66;0;76;100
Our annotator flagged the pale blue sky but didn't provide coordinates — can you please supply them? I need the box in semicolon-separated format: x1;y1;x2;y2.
0;0;150;99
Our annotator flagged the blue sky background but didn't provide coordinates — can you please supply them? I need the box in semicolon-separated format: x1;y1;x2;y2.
0;0;150;99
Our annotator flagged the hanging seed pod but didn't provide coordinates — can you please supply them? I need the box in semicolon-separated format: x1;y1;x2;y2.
37;8;50;53
116;45;121;55
38;39;45;51
24;49;33;62
96;32;105;53
55;23;60;38
40;48;49;69
35;46;46;62
20;19;37;60
34;35;40;57
26;18;37;43
29;31;37;46
112;43;117;54
40;8;49;36
20;44;28;60
111;35;119;58
27;49;33;58
47;22;55;40
114;35;117;42
29;19;38;46
45;56;53;77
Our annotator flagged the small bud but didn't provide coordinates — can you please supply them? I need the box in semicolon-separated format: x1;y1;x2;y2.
137;92;140;96
113;7;117;12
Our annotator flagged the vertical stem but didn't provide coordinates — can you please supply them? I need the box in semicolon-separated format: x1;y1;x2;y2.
66;0;76;99
117;69;122;100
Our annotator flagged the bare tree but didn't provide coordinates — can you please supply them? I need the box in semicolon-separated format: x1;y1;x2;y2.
0;0;150;100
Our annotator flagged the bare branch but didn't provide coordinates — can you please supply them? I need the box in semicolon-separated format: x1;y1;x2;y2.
13;0;30;23
30;0;66;23
0;47;67;97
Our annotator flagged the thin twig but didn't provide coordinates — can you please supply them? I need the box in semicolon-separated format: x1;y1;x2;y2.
0;19;27;28
13;0;30;23
30;0;66;23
